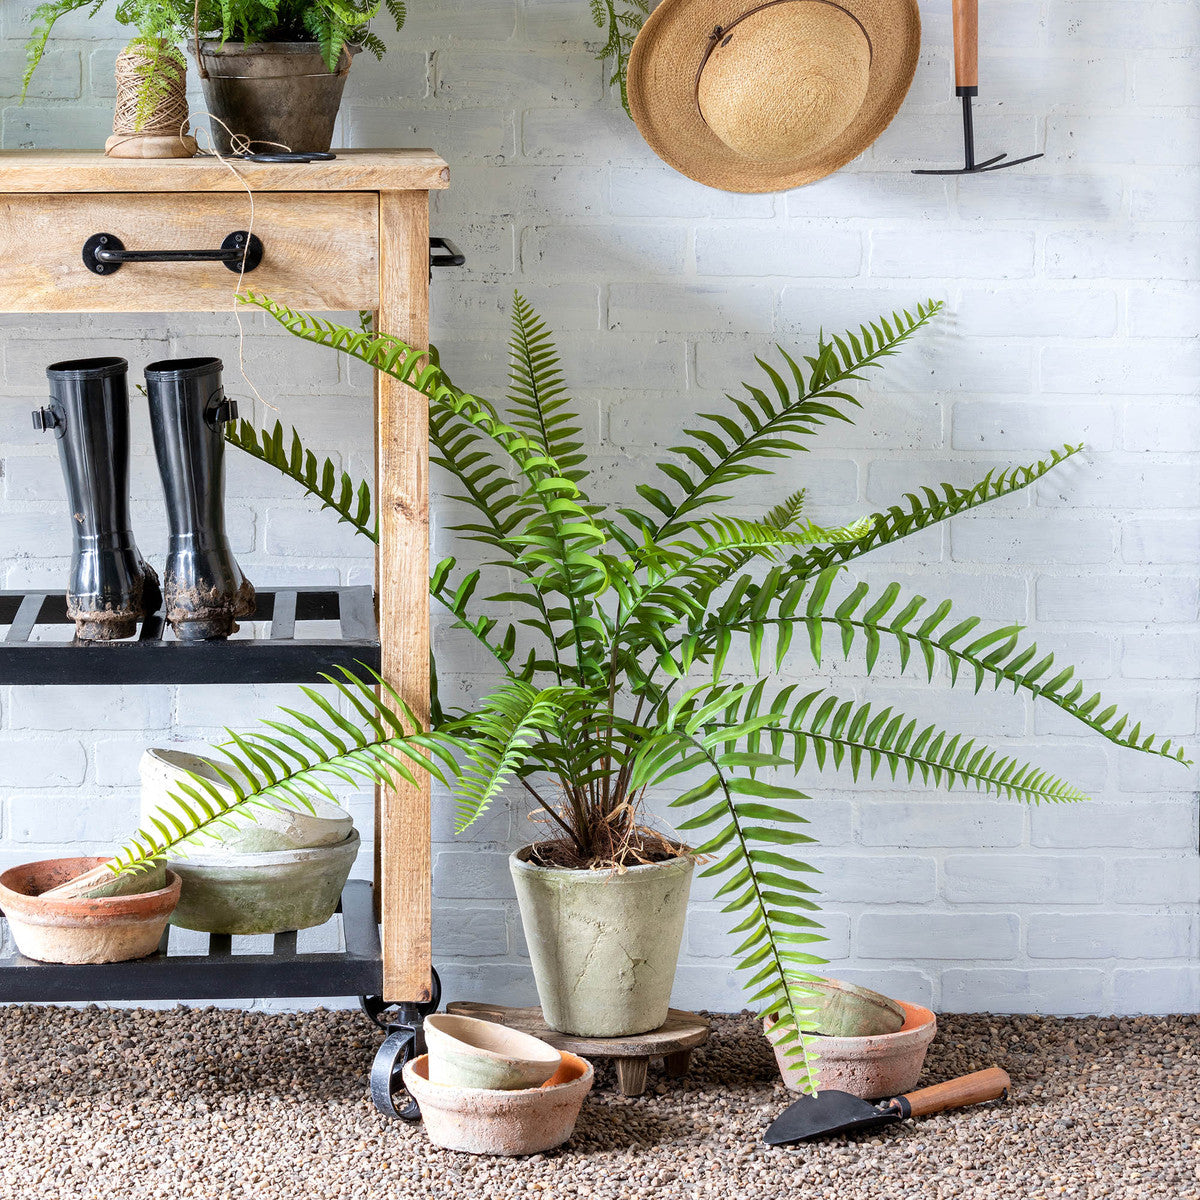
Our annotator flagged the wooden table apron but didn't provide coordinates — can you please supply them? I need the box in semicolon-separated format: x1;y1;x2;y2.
0;149;449;1005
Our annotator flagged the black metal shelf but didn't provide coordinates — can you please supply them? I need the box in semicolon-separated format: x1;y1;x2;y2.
0;586;380;685
0;880;381;1002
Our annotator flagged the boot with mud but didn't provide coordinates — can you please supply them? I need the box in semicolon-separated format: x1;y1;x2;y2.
33;356;161;641
145;356;254;641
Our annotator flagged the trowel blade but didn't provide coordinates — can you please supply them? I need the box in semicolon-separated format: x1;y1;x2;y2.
763;1089;901;1145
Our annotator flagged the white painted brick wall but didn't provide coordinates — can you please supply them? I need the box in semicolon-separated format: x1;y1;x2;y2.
0;0;1196;1018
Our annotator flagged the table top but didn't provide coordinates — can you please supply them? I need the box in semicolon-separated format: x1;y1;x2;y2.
0;149;449;194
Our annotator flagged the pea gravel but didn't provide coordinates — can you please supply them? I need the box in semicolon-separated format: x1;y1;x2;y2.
0;1005;1195;1200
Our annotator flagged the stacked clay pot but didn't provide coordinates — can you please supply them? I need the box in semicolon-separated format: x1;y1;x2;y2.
406;1014;593;1156
139;748;358;935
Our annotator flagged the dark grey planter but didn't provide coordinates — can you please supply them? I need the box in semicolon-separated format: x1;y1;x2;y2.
190;40;359;155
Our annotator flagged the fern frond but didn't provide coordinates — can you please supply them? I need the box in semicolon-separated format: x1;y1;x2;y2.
239;292;610;604
450;682;579;832
226;418;377;542
641;302;942;545
592;0;651;114
631;687;827;1094
794;574;1192;765
22;0;96;99
109;666;456;875
506;291;588;487
786;445;1084;581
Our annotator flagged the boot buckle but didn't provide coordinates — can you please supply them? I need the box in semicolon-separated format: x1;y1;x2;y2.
207;392;239;427
32;405;62;433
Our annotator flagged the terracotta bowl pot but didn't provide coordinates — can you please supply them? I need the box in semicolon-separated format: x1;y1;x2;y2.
424;1013;562;1090
0;857;180;964
403;1051;594;1156
766;999;937;1099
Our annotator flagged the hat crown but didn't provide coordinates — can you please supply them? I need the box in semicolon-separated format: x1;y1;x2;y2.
697;1;872;163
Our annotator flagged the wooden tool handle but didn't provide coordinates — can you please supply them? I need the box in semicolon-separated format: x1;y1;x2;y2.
894;1068;1010;1118
953;0;979;91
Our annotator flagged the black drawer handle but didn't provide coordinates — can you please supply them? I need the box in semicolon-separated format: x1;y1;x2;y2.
82;232;264;275
430;236;465;268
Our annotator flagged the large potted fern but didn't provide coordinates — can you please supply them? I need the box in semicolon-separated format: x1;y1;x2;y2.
101;294;1187;1088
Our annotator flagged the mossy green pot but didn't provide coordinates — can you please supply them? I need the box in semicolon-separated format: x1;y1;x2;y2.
167;830;359;935
509;846;694;1038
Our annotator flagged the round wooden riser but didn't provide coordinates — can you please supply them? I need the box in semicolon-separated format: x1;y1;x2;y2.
445;1001;710;1097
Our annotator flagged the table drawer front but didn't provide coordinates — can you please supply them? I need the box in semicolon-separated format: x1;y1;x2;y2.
0;192;379;313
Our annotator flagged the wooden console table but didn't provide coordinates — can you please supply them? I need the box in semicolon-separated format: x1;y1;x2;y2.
0;151;449;1042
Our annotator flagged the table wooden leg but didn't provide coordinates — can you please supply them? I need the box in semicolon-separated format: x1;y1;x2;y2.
664;1049;692;1078
376;189;433;1005
615;1056;650;1096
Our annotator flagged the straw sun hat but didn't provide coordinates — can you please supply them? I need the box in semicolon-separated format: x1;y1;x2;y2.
627;0;920;193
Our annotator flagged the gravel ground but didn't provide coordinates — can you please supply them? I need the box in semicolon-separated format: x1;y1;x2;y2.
0;1006;1195;1200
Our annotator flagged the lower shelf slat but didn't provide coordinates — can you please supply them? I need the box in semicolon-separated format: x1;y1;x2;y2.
0;880;382;1002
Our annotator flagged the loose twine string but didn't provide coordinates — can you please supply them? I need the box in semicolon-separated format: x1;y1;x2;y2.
108;6;348;413
190;111;291;414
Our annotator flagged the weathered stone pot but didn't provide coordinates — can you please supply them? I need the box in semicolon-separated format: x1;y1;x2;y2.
189;40;359;155
509;846;693;1037
140;747;354;853
168;830;360;934
424;1013;562;1090
0;857;180;964
799;976;907;1038
403;1052;593;1156
766;999;937;1098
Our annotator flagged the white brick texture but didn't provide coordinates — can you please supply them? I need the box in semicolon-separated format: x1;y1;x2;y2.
0;0;1196;1017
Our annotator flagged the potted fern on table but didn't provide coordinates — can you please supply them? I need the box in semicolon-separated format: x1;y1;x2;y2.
100;294;1187;1091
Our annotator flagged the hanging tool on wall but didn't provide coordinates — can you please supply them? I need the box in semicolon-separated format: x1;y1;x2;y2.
913;0;1042;175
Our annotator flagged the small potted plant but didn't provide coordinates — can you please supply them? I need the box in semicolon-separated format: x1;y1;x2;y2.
20;0;406;155
93;294;1187;1091
187;0;406;153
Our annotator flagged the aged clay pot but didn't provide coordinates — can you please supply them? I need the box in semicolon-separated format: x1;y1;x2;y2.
424;1014;562;1090
403;1052;593;1156
189;41;359;155
800;976;907;1037
0;856;180;964
140;747;353;853
766;999;937;1098
509;846;694;1037
167;829;360;934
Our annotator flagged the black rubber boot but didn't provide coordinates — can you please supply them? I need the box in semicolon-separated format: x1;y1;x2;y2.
33;357;161;642
144;356;254;642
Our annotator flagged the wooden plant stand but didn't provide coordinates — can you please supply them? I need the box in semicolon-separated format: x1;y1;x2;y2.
0;150;452;1117
447;1002;711;1097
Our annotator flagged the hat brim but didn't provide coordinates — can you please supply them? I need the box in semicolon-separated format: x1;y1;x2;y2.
627;0;920;193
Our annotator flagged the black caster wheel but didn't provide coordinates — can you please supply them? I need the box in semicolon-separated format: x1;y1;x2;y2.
361;968;442;1120
370;1026;422;1120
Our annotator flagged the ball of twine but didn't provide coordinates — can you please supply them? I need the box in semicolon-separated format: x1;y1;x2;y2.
112;42;190;136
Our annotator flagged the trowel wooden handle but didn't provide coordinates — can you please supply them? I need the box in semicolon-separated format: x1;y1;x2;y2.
953;0;979;91
896;1068;1011;1118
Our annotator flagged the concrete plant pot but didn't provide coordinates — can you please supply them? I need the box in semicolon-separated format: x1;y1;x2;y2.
509;846;693;1037
168;830;360;934
766;999;937;1098
424;1013;562;1090
190;40;359;155
0;857;180;964
140;748;353;853
403;1052;593;1156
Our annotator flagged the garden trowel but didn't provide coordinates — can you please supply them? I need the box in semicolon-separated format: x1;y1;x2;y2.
764;1067;1011;1145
